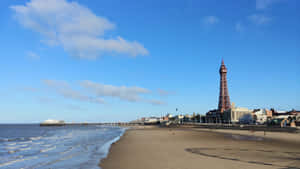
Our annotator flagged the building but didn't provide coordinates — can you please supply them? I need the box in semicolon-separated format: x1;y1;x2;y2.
253;109;269;124
223;103;253;123
205;109;222;123
40;119;65;126
144;117;160;125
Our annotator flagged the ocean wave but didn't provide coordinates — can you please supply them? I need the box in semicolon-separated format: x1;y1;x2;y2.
99;128;126;159
29;136;42;141
0;137;26;143
32;141;44;145
60;147;73;155
6;143;16;146
6;146;20;150
1;126;126;169
42;144;52;147
19;147;31;151
5;144;28;150
40;146;56;153
19;140;32;144
0;156;37;167
0;138;9;142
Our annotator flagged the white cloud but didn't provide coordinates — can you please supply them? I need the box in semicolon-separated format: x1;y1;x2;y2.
11;0;148;59
42;80;165;105
80;80;150;102
157;88;174;96
203;16;219;25
66;104;85;111
147;99;166;105
256;0;281;10
27;51;40;60
43;80;104;104
80;80;165;105
248;14;271;25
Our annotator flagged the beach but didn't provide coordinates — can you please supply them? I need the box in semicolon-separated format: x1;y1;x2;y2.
100;126;300;169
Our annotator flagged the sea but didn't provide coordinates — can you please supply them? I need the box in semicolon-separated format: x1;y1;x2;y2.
0;124;125;169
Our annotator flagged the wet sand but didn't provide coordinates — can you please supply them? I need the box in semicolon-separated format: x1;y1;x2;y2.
100;127;300;169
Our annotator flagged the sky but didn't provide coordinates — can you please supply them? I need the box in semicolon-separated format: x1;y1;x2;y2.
0;0;299;123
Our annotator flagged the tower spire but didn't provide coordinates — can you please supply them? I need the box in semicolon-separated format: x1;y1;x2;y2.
218;59;231;113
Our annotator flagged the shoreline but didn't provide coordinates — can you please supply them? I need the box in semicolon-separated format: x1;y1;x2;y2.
99;125;157;167
99;126;300;169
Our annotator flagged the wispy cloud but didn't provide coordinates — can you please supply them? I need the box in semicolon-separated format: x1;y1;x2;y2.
43;80;104;104
203;16;219;25
157;88;175;96
147;99;166;105
80;80;165;105
27;51;40;60
256;0;281;10
11;0;148;59
65;104;86;111
248;14;271;25
41;80;165;105
80;80;151;103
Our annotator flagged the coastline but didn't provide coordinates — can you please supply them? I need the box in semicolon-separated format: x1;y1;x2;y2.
99;126;300;169
98;125;157;168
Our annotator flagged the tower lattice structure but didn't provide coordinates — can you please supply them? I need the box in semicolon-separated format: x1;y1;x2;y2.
218;59;231;113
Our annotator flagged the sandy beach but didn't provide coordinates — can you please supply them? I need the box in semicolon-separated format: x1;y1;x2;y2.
100;126;300;169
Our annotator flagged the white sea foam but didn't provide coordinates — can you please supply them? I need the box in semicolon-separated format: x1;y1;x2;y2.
32;141;44;145
19;147;31;151
1;125;125;169
6;146;19;150
29;136;42;141
6;143;16;146
0;156;38;167
6;144;29;151
42;144;52;147
60;147;73;155
40;146;56;153
19;140;32;144
19;144;28;147
100;128;126;158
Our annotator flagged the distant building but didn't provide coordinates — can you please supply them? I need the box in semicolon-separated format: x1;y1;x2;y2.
144;117;160;125
253;109;269;124
40;119;65;126
205;109;222;123
223;103;253;123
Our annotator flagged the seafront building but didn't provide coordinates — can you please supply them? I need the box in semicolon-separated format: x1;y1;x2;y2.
137;60;299;126
205;60;254;124
252;109;269;124
223;103;253;123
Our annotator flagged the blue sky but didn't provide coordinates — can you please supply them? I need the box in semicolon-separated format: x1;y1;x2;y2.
0;0;299;123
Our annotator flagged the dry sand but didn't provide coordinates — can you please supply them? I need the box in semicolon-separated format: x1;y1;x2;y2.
100;127;300;169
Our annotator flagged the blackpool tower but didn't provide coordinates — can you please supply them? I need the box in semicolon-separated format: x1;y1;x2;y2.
218;59;231;112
